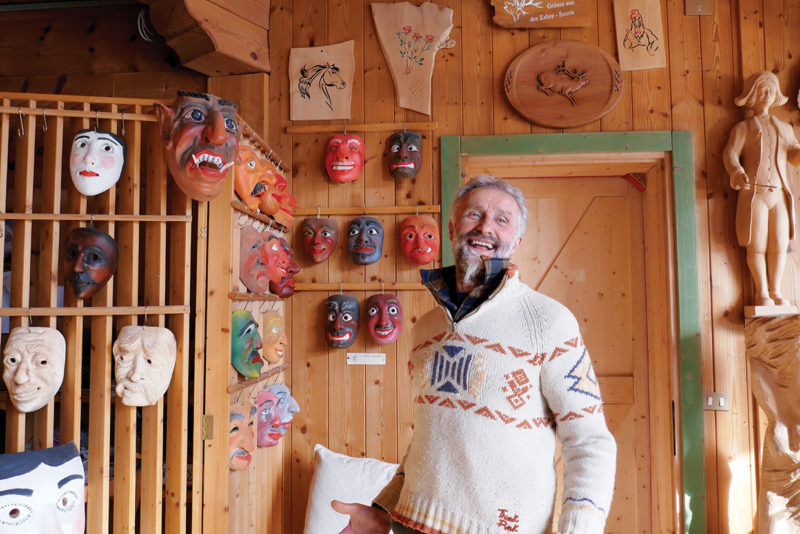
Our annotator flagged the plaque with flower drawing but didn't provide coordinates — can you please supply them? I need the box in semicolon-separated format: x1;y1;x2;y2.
490;0;592;28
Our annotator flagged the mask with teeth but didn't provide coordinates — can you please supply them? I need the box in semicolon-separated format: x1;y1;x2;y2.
153;90;242;201
301;217;339;263
365;294;403;344
324;133;365;183
387;131;422;179
347;216;384;265
325;295;359;348
399;214;440;265
69;129;126;196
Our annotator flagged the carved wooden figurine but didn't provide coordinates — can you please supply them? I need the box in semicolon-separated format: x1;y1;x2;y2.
745;315;800;533
724;71;800;312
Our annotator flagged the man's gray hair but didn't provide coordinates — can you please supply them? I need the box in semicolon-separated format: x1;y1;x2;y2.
450;174;528;239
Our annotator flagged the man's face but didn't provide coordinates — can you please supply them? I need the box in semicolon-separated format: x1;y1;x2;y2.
400;215;440;265
0;444;85;533
63;227;118;300
324;133;365;183
2;327;65;413
153;92;241;201
239;226;270;293
387;131;422;179
347;217;383;265
113;326;176;407
231;310;264;378
262;311;287;364
255;388;282;447
69;129;126;196
229;400;257;470
301;217;338;263
263;235;300;298
268;384;300;435
325;295;359;348
449;187;522;282
365;294;403;344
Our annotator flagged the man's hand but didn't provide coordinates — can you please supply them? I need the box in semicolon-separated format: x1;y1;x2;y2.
331;500;391;534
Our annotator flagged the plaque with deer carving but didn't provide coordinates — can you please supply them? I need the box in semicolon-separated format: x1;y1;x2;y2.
489;0;592;28
504;40;623;129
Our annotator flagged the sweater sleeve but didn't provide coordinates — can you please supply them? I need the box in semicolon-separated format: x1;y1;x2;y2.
372;455;406;514
539;307;617;534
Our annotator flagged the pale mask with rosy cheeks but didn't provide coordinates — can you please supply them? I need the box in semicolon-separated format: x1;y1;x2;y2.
387;131;422;179
301;217;338;263
262;310;287;364
268;383;300;436
365;294;403;344
69;129;126;196
255;387;282;447
0;443;85;534
113;326;176;407
400;214;440;265
263;234;300;298
324;133;365;183
229;397;257;471
2;327;65;413
325;295;359;348
153;90;242;201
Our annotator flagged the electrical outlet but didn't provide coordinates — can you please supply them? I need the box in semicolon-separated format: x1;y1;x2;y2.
703;391;730;411
685;0;713;16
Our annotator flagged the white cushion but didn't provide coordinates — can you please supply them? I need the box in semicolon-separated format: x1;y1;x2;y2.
303;444;399;534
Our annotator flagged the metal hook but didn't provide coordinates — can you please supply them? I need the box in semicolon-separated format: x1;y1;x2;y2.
120;112;125;136
381;281;385;294
266;218;272;232
276;160;282;170
416;205;420;217
316;206;321;219
17;108;24;137
88;214;95;228
144;305;148;323
95;110;99;132
249;130;256;144
266;149;273;160
41;109;47;133
363;204;367;215
28;307;33;326
339;282;343;295
343;125;347;135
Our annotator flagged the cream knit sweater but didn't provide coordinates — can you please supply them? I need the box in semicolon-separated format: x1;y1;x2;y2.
374;271;617;534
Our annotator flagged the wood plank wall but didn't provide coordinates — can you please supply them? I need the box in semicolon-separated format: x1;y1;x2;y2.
267;1;800;533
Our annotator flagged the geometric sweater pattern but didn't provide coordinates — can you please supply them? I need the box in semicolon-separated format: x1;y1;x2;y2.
374;271;617;534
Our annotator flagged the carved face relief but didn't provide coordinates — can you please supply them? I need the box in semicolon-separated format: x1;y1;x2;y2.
113;326;177;407
229;397;257;470
69;129;126;196
268;383;300;434
255;387;282;447
400;215;440;265
239;225;270;294
325;295;359;348
263;234;300;298
63;227;119;300
347;216;383;265
365;294;403;344
324;133;365;183
231;310;265;378
262;311;287;364
257;158;298;228
2;327;66;413
387;131;422;179
301;217;339;263
153;90;241;201
234;145;271;211
0;443;85;533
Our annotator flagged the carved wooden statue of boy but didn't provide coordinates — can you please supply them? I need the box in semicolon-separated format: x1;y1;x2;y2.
746;315;800;533
724;71;800;311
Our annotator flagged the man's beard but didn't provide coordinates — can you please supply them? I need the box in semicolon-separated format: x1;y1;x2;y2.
454;230;515;286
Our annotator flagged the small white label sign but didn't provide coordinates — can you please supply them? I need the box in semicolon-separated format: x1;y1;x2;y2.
346;352;386;365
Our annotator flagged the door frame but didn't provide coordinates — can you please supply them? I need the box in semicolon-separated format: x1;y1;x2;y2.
440;131;703;534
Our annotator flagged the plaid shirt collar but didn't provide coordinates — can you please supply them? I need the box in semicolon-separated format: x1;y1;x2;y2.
420;258;514;322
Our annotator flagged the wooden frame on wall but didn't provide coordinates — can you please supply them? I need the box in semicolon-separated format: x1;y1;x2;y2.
440;131;704;534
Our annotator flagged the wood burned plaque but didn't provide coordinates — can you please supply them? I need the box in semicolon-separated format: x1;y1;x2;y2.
490;0;592;28
504;40;623;128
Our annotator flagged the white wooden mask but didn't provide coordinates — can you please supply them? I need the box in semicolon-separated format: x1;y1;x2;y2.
69;129;126;196
113;326;176;407
2;327;66;413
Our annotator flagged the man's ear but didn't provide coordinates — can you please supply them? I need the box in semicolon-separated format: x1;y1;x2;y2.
509;235;523;257
152;103;174;144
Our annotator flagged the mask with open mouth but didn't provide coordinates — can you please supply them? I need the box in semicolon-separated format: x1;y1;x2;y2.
365;294;403;344
400;214;440;265
301;217;339;263
347;216;383;265
324;133;365;183
387;130;422;179
153;90;242;201
69;129;126;196
325;295;359;348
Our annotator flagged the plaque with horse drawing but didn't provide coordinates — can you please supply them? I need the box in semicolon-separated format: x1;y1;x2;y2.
289;40;355;121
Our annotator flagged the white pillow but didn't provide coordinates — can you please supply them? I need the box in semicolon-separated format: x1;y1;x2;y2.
303;444;399;534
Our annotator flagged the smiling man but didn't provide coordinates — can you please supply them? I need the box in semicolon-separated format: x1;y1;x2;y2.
154;90;242;201
333;175;617;534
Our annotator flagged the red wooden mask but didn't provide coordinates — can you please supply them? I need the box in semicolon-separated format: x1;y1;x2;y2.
63;227;119;299
301;217;339;263
366;294;403;344
400;214;440;265
324;133;365;183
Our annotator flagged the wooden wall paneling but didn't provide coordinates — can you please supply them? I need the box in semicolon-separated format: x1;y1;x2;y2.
140;105;168;534
461;0;494;136
598;0;632;131
165;143;193;534
492;23;531;134
561;2;600;134
630;0;672;132
736;0;766;76
0;101;8;420
86;103;117;534
113;103;141;534
6;100;36;453
34;99;64;451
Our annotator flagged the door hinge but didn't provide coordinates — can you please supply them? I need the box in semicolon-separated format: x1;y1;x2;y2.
202;414;214;440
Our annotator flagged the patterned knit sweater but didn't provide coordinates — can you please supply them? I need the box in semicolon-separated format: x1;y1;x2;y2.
373;270;617;534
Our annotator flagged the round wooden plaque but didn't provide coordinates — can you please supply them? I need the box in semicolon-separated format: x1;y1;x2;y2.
504;40;623;129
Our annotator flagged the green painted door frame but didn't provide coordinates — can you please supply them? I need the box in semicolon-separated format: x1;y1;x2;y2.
440;131;704;534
